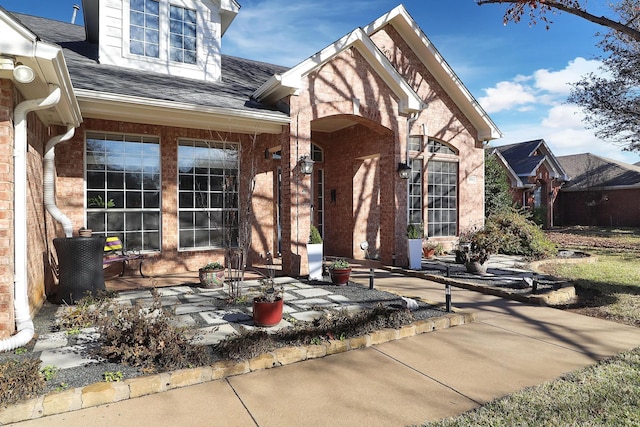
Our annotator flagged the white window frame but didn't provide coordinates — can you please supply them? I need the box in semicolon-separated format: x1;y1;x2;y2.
85;131;162;252
177;138;240;251
122;0;203;72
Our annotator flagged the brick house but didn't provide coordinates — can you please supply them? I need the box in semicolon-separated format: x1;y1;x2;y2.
493;139;569;227
0;2;500;341
556;153;640;227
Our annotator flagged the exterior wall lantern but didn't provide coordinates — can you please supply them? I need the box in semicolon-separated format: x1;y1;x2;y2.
397;162;411;180
299;156;314;175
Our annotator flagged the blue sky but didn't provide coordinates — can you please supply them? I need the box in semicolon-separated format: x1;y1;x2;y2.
3;0;638;164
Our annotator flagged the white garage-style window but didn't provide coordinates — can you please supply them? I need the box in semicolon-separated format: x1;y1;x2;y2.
85;132;161;251
178;139;239;250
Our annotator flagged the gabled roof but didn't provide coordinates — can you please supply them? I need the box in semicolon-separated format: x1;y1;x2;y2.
254;4;500;140
363;5;501;141
253;26;424;114
10;12;289;134
494;139;569;188
558;153;640;191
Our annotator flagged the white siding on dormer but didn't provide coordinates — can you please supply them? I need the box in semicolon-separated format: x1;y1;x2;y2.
97;0;223;82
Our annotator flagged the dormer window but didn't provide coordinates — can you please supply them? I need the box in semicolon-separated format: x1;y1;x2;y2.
130;0;160;58
169;5;197;64
90;0;239;81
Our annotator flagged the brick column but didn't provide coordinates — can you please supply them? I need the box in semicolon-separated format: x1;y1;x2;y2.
0;80;15;338
281;114;312;277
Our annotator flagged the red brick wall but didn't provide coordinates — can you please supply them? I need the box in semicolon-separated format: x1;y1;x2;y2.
0;80;50;338
0;79;14;338
558;188;640;227
53;119;279;276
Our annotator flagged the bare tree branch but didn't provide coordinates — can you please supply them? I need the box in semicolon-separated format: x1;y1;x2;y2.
477;0;640;41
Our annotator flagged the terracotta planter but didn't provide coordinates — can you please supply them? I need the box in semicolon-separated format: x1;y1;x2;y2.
253;297;284;327
329;267;351;285
198;268;225;288
422;247;436;259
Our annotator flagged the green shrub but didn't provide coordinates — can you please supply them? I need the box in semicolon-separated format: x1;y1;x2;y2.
475;209;557;260
309;225;323;244
0;359;45;407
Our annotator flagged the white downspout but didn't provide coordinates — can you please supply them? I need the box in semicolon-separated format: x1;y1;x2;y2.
44;125;75;237
0;85;61;352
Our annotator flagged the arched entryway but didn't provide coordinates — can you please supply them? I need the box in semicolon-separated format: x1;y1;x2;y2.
309;114;394;260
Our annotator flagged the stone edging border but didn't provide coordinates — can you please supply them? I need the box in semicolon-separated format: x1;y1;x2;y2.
0;308;475;424
383;265;577;306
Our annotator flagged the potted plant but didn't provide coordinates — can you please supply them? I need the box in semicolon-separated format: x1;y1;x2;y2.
455;227;498;274
252;278;284;327
407;223;423;270
328;258;351;285
198;261;225;288
422;241;445;259
307;224;324;280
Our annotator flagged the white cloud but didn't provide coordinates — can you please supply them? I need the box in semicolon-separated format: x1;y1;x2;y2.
479;57;602;114
478;81;536;113
222;0;390;66
533;57;601;95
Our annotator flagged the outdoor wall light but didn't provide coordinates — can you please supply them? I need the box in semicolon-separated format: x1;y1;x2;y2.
13;64;36;84
299;155;314;175
397;162;411;179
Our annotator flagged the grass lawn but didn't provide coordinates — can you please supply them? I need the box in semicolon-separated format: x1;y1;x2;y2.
422;347;640;426
422;227;640;426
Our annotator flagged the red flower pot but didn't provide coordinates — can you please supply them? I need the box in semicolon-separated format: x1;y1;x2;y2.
329;267;351;285
252;297;284;327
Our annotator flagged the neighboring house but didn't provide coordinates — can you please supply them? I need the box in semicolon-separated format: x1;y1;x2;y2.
493;139;569;227
556;153;640;227
0;2;500;340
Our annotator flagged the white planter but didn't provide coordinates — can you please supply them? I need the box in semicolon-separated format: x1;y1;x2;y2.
408;238;423;270
307;243;324;280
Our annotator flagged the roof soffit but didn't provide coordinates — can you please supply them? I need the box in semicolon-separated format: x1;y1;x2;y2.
253;27;423;114
363;5;502;141
75;89;288;134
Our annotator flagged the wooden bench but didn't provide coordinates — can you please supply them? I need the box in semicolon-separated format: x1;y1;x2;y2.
103;237;146;278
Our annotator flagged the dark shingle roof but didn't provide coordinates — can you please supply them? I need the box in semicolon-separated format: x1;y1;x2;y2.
10;12;289;116
495;139;545;178
558;153;640;190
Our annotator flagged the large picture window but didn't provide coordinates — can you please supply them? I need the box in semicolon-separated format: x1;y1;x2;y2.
86;132;161;251
427;160;458;237
178;139;239;250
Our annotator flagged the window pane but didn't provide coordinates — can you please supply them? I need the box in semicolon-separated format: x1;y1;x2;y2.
169;5;197;64
86;132;160;251
178;139;239;250
427;160;458;237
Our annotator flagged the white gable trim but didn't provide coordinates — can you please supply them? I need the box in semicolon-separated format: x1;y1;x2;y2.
364;5;501;141
75;89;289;134
0;9;81;127
492;148;525;188
253;28;423;114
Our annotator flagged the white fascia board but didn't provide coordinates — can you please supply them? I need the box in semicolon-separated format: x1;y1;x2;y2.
75;89;289;134
364;5;502;141
34;43;82;127
538;139;570;179
0;10;81;127
255;28;422;114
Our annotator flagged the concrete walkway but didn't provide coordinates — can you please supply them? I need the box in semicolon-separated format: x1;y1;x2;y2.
12;267;640;427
